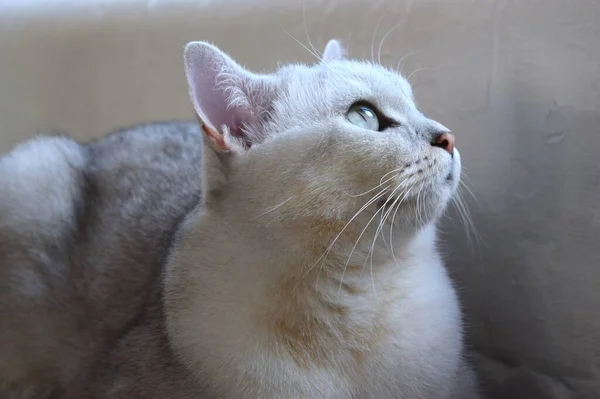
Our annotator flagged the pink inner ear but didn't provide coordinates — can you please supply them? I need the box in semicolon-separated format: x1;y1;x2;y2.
228;115;255;148
184;42;266;149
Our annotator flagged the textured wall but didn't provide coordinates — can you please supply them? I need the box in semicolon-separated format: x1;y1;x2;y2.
1;0;599;397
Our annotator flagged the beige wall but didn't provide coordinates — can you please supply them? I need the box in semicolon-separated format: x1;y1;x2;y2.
1;0;599;397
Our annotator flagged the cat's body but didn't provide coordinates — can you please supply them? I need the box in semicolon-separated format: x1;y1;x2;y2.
0;40;479;398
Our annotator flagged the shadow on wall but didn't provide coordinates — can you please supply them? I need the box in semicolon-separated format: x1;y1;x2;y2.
444;84;600;397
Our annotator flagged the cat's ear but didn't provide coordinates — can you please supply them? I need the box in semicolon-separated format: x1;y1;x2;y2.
184;41;276;152
322;39;346;62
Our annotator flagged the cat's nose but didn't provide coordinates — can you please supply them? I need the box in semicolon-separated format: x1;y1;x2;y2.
431;132;455;155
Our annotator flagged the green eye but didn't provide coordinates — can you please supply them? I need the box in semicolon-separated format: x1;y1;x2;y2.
347;104;380;131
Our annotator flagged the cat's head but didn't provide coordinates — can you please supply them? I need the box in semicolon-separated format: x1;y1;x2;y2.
184;39;460;243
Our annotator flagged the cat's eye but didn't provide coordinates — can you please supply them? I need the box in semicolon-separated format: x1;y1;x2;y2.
347;104;380;131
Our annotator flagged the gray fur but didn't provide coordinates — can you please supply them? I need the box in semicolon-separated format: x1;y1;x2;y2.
0;122;204;398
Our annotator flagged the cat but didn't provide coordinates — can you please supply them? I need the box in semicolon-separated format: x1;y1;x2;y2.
0;39;479;398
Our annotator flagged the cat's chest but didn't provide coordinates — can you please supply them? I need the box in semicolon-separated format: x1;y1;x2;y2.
239;262;463;398
171;228;463;398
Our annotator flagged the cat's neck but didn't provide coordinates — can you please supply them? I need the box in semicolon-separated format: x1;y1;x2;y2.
166;202;440;374
246;218;438;370
213;188;438;291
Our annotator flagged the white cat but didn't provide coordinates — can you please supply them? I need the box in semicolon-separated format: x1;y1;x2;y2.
165;40;479;398
0;39;479;398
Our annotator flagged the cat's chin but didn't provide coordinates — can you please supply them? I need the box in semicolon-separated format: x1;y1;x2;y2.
375;152;460;232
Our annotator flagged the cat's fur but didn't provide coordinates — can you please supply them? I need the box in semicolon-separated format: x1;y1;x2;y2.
0;40;479;398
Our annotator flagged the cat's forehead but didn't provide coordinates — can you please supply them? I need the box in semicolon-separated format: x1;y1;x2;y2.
331;61;413;97
276;60;414;107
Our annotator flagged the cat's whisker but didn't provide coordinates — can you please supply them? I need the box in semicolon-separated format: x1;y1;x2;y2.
456;179;478;225
367;215;386;296
396;50;417;75
334;168;416;297
407;67;433;83
379;167;404;183
459;169;474;182
422;187;432;225
252;197;294;219
339;181;404;297
344;163;403;201
452;188;483;250
363;183;406;294
366;207;395;289
313;193;390;290
385;192;402;253
389;185;414;264
414;185;423;227
377;21;399;65
422;186;432;221
278;26;326;65
451;191;472;249
337;193;390;297
302;0;322;60
374;183;407;239
297;186;390;291
459;178;479;205
373;183;405;248
458;172;477;194
314;187;391;289
370;12;386;64
348;173;398;198
386;172;418;230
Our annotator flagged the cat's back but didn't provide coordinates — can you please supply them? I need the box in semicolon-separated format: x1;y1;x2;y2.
0;122;203;398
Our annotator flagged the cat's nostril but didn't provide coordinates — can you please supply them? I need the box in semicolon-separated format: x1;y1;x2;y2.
431;132;455;155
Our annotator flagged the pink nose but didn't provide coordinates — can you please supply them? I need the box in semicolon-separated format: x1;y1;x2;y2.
432;132;455;155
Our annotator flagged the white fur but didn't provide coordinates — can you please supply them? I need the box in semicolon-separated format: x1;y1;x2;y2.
165;40;477;398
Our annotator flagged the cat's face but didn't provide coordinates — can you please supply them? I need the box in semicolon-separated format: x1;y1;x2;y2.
184;40;460;235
